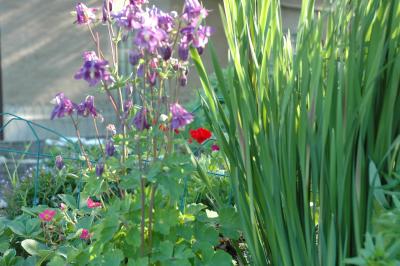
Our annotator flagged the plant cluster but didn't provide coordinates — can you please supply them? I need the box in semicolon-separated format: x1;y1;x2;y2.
0;0;242;265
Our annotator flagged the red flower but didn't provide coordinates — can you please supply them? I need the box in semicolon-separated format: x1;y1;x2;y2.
80;229;92;240
211;144;220;151
38;209;56;222
189;128;212;144
87;198;102;208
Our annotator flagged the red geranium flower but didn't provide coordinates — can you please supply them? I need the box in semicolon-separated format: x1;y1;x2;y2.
189;128;212;144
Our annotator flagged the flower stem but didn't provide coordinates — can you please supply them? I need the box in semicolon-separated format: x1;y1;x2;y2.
70;116;92;170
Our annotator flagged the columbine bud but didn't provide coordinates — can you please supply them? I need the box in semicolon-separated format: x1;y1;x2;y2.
95;162;104;177
160;46;172;61
106;140;115;157
55;155;64;170
148;71;157;87
179;73;188;87
178;45;189;61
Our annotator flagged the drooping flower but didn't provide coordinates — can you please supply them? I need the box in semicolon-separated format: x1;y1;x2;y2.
87;198;102;208
50;93;75;120
133;108;150;131
80;229;91;240
170;103;194;129
211;144;220;151
102;0;113;23
156;10;176;33
74;51;113;87
95;162;104;177
159;46;172;61
189;128;212;144
75;3;97;25
76;95;98;118
39;209;56;222
105;140;115;157
55;155;64;170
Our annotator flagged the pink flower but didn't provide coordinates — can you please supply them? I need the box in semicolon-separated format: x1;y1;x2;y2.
38;209;56;222
60;203;67;211
211;144;220;151
87;198;102;208
80;229;91;240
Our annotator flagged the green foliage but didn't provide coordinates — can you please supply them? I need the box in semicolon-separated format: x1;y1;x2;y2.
193;0;400;264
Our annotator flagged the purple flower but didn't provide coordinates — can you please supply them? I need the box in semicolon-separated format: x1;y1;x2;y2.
74;51;113;87
50;93;75;120
193;25;214;50
75;3;97;25
112;4;143;30
178;44;189;61
129;50;143;65
156;10;176;33
134;26;166;54
183;0;208;25
130;0;147;6
170;103;194;129
133;108;150;131
76;95;98;118
159;46;172;61
105;140;115;157
55;155;64;170
102;0;113;23
96;162;104;177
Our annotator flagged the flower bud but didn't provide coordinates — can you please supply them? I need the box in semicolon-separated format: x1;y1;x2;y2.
106;140;115;157
95;162;104;177
55;155;64;170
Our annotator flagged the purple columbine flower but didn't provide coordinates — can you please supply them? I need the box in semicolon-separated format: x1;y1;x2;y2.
75;3;97;25
155;9;176;33
51;93;75;120
170;103;194;129
133;108;150;131
193;25;214;50
55;155;64;170
182;0;208;25
134;26;166;54
112;4;143;30
96;162;104;177
105;140;115;157
76;95;98;118
74;51;113;87
102;0;113;23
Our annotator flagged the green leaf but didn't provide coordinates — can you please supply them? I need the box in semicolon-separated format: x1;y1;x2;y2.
21;239;53;257
128;257;147;266
58;194;78;209
206;250;232;266
47;256;65;266
154;208;179;235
